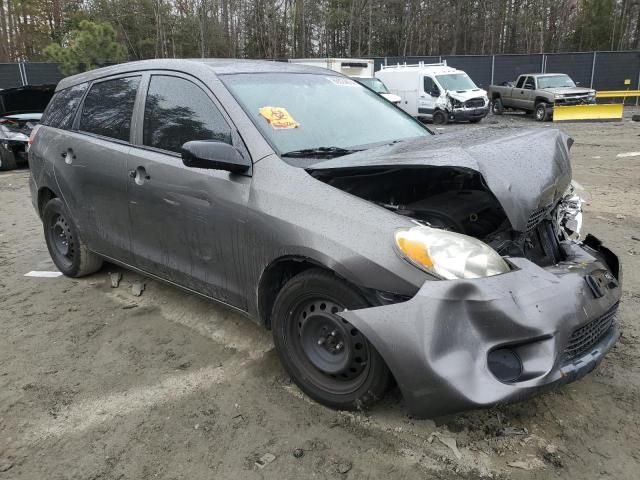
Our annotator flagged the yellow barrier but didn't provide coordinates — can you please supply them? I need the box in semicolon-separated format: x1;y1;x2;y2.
596;90;640;98
553;103;624;122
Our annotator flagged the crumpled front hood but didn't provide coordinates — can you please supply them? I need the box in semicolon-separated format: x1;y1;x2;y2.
308;127;573;232
447;89;488;102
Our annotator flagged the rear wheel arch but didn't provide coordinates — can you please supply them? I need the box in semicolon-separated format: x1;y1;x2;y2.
37;187;57;218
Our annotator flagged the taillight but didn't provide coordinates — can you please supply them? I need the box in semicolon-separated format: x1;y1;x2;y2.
27;124;41;150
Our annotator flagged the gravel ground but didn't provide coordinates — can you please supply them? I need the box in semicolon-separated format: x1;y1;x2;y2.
1;109;639;480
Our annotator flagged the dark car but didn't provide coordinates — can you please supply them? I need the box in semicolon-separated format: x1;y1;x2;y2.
29;60;621;418
0;85;55;170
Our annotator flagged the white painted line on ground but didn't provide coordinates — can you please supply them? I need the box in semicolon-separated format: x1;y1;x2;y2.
616;152;640;158
24;271;63;278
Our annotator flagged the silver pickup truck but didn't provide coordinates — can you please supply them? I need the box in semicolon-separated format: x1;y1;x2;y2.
489;73;596;121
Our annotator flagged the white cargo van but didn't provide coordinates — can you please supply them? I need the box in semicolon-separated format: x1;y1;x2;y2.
288;58;401;105
376;62;489;124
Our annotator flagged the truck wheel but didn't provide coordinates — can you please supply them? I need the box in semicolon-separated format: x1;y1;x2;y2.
0;148;17;171
432;110;448;125
535;102;550;122
491;98;504;115
42;198;103;277
271;268;391;411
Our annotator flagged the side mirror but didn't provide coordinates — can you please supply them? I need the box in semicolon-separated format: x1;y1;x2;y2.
181;140;250;174
575;81;581;86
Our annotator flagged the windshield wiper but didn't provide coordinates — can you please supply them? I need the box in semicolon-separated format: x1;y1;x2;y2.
281;146;361;158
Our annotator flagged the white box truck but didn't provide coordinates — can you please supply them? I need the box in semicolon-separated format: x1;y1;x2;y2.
288;58;401;105
289;58;375;77
376;62;489;124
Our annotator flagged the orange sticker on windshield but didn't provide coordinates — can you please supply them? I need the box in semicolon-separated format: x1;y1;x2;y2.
259;106;299;129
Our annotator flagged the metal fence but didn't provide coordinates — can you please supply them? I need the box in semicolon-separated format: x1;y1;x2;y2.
374;51;640;96
2;51;639;96
0;62;65;88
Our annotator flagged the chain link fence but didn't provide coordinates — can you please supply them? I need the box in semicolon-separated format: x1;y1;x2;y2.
374;51;640;104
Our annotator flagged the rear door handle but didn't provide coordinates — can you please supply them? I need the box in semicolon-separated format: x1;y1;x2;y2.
129;166;150;183
61;148;75;164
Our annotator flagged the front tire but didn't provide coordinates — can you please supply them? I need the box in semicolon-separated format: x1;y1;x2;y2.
271;269;391;411
535;102;550;122
432;110;448;125
42;198;103;277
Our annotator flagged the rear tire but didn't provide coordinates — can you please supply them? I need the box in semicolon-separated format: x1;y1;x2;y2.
432;110;448;125
492;98;504;115
0;148;17;171
42;198;103;277
535;102;550;122
271;269;391;411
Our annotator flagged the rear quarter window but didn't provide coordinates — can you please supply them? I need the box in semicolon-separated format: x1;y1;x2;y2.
40;83;89;130
79;76;141;142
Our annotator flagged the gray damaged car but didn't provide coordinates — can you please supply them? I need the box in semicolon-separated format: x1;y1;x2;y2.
28;59;621;417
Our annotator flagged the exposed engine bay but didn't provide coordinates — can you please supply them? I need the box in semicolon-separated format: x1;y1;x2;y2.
310;166;582;268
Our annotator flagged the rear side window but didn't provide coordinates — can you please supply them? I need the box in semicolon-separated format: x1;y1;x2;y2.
40;83;88;130
143;75;231;153
79;76;141;142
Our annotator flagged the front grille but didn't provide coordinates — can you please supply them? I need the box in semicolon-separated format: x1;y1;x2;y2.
465;97;485;108
564;303;618;360
525;206;550;233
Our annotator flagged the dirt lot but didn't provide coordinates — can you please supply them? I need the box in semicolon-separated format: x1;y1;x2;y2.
1;109;639;480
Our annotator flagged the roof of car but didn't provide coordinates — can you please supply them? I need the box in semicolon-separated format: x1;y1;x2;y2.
56;58;339;90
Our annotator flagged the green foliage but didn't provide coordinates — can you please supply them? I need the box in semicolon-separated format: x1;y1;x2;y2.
44;20;126;75
572;0;616;50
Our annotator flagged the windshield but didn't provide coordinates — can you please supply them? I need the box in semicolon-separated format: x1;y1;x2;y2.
435;73;477;91
221;73;427;158
538;75;576;89
356;77;390;94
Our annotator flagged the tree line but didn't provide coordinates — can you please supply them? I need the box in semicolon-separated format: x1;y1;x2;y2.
1;0;639;67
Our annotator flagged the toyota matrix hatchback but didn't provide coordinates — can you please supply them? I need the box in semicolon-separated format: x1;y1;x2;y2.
29;60;621;417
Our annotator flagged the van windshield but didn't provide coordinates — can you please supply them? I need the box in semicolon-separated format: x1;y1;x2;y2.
221;73;428;158
435;73;477;91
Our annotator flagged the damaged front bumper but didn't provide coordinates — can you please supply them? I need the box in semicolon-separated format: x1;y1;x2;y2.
340;236;621;418
450;106;489;121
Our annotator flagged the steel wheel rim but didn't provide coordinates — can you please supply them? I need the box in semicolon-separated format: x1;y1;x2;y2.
288;296;371;394
50;213;74;267
536;106;545;120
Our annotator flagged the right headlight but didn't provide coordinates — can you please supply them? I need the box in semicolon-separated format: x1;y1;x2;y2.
395;226;510;280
